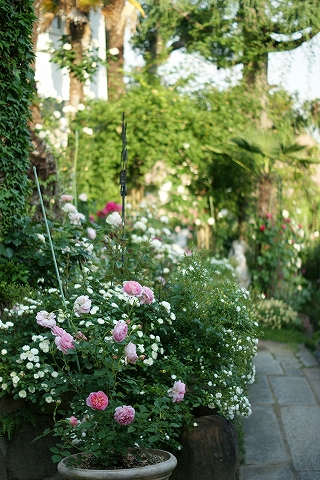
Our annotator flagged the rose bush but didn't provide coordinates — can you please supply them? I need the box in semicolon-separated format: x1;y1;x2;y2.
0;196;259;470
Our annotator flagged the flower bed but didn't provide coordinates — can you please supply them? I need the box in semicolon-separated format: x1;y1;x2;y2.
0;199;259;471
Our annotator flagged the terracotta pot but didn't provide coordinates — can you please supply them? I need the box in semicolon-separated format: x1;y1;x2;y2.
57;449;177;480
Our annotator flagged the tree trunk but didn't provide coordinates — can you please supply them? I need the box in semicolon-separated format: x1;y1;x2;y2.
69;20;87;109
257;173;274;218
105;0;126;100
243;55;272;131
240;0;273;130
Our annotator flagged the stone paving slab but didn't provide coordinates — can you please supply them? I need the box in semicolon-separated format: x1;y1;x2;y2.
269;376;317;405
246;375;274;404
281;405;320;471
242;406;288;464
296;345;320;367
299;473;320;480
241;341;320;480
240;464;294;480
253;351;284;375
303;368;320;402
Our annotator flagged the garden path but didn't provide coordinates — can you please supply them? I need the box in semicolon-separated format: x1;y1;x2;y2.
240;340;320;480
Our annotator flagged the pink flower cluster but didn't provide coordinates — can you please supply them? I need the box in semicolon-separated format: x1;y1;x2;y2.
114;405;135;426
52;326;75;353
168;380;186;403
86;391;109;411
74;295;92;315
84;392;135;426
96;201;122;218
122;281;154;305
36;311;57;328
124;342;138;364
112;320;128;342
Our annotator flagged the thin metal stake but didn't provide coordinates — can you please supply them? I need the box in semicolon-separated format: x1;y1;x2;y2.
120;113;128;268
33;166;66;309
72;130;79;210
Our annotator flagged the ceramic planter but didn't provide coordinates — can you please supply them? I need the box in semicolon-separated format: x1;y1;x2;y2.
57;449;177;480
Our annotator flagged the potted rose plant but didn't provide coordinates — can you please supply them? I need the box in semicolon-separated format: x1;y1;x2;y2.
0;198;259;479
23;278;190;478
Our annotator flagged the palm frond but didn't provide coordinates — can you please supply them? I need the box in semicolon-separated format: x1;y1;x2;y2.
39;12;56;33
40;0;60;15
127;0;145;17
78;0;103;12
229;137;265;156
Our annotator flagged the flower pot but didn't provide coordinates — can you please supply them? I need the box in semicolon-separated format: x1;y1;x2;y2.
57;449;177;480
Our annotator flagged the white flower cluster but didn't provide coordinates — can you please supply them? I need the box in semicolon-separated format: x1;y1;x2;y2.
62;202;85;226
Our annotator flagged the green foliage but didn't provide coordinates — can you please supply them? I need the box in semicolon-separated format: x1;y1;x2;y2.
0;407;36;440
58;82;260;218
134;0;320;74
248;212;312;311
48;35;102;83
165;250;259;419
0;0;35;234
0;199;258;461
251;297;301;330
0;281;32;310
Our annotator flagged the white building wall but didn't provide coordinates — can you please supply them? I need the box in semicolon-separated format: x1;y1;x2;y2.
35;13;108;102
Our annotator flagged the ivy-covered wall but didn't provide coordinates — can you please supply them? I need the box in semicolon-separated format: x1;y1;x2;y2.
0;0;35;234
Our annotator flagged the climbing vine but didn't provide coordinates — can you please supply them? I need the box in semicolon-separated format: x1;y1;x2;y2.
0;0;35;235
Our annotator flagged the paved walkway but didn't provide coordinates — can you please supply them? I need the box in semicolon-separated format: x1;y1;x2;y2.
240;340;320;480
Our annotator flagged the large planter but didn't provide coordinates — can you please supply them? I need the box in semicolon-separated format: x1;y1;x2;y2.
57;449;177;480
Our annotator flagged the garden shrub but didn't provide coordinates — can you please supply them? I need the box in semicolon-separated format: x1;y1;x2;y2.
0;0;35;234
252;297;301;330
0;197;258;447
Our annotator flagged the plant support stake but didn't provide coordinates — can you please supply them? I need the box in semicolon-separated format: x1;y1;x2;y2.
33;166;67;310
120;112;128;268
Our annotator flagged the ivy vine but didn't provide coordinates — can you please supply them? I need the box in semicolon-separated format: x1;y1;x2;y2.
0;0;35;235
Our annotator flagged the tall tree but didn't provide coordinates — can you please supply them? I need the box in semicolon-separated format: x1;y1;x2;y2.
133;0;320;126
38;0;145;104
105;0;145;99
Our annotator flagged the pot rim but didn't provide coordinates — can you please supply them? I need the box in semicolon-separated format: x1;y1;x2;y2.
57;449;177;478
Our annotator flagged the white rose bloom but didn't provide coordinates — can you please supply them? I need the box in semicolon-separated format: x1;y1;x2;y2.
63;43;72;50
82;127;93;136
133;221;147;231
106;212;123;228
79;193;88;202
18;390;27;398
109;47;119;55
62;202;77;214
160;301;171;312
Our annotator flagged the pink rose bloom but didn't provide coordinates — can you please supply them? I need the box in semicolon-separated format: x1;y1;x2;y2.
75;331;87;341
112;320;128;342
87;227;96;240
96;201;122;218
61;194;73;202
74;295;91;315
52;326;75;353
114;406;135;426
259;225;266;232
124;343;138;364
122;281;143;297
168;380;186;403
86;391;109;411
140;286;154;305
69;416;79;427
36;310;56;328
